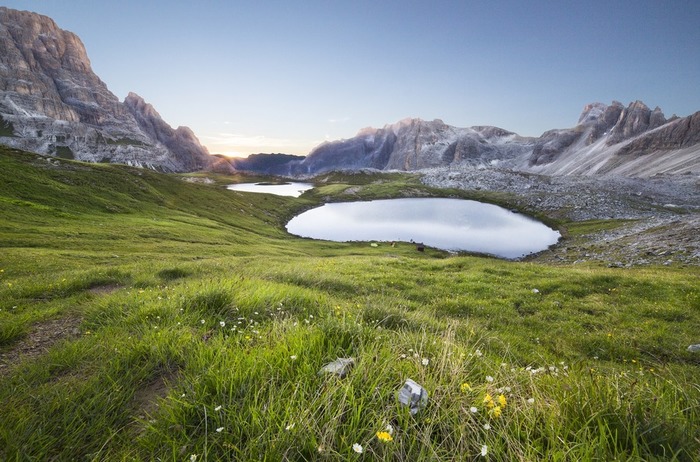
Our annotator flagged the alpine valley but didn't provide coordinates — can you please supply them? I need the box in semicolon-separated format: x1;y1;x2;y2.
2;7;700;462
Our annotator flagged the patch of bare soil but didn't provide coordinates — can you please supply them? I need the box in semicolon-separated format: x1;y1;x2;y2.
0;315;82;376
131;369;180;421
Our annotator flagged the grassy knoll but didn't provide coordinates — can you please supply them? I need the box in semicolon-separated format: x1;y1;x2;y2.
1;147;699;461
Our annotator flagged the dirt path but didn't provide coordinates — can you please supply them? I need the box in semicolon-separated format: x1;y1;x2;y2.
0;315;83;376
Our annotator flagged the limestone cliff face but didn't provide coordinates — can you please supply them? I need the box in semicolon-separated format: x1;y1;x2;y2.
237;101;700;178
123;93;210;171
282;118;534;176
525;101;699;177
0;7;211;172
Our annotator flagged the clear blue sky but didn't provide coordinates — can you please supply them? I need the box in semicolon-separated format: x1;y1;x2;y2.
4;0;700;156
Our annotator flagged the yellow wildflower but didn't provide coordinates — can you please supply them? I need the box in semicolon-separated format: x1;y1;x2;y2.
460;382;472;393
497;394;507;407
490;406;502;418
376;431;393;443
483;393;495;408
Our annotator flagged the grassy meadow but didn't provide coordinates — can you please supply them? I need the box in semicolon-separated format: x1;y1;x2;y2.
1;147;699;461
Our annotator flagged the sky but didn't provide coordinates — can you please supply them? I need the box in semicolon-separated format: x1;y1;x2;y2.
3;0;700;157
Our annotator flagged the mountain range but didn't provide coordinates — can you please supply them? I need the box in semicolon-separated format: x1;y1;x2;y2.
1;7;699;177
233;102;700;178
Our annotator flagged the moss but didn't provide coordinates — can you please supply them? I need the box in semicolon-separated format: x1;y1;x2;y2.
0;115;16;137
55;146;75;159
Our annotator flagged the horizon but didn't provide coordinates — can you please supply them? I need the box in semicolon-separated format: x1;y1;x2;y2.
2;1;699;158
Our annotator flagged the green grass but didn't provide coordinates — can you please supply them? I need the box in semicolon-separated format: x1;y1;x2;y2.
1;147;699;461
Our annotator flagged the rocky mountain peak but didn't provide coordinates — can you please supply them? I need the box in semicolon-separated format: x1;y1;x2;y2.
608;100;665;144
124;92;162;120
0;7;212;172
578;102;608;125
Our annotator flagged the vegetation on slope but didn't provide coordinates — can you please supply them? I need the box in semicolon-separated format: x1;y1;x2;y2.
1;147;699;461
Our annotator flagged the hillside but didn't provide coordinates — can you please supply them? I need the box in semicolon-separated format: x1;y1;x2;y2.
1;147;699;460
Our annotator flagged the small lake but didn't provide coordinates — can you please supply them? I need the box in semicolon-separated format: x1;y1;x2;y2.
226;182;313;197
286;198;560;259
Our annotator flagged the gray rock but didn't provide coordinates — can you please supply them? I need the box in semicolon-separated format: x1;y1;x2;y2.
318;357;355;378
397;378;428;415
0;7;212;172
239;99;700;178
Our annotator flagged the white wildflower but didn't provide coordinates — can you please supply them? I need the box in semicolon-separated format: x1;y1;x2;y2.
470;406;478;413
216;427;224;433
214;405;222;411
421;358;430;366
352;443;363;453
481;444;488;456
220;321;226;327
486;375;494;382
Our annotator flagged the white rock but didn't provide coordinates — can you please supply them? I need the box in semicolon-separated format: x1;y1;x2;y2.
318;357;355;378
397;378;428;415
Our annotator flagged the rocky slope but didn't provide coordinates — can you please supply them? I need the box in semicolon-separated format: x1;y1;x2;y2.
421;167;700;266
235;101;700;178
241;118;536;176
0;7;211;172
520;101;700;177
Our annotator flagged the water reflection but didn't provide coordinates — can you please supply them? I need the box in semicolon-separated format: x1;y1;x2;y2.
286;198;559;259
227;182;313;197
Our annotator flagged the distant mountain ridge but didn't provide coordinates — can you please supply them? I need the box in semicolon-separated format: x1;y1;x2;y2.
234;102;700;178
0;7;213;172
2;7;698;178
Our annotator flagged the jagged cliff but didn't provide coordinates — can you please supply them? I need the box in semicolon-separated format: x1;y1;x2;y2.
238;101;700;178
244;118;536;176
0;7;211;172
523;101;700;176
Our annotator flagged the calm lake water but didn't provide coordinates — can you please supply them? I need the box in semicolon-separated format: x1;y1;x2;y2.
286;198;560;259
226;182;313;197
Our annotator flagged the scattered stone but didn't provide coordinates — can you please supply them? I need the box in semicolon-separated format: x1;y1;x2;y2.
421;167;700;267
318;357;355;378
687;344;700;353
397;378;428;415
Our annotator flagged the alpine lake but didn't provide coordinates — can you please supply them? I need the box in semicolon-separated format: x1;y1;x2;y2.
228;183;559;258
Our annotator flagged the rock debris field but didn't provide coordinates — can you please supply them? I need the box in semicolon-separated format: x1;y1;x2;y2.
421;167;700;267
